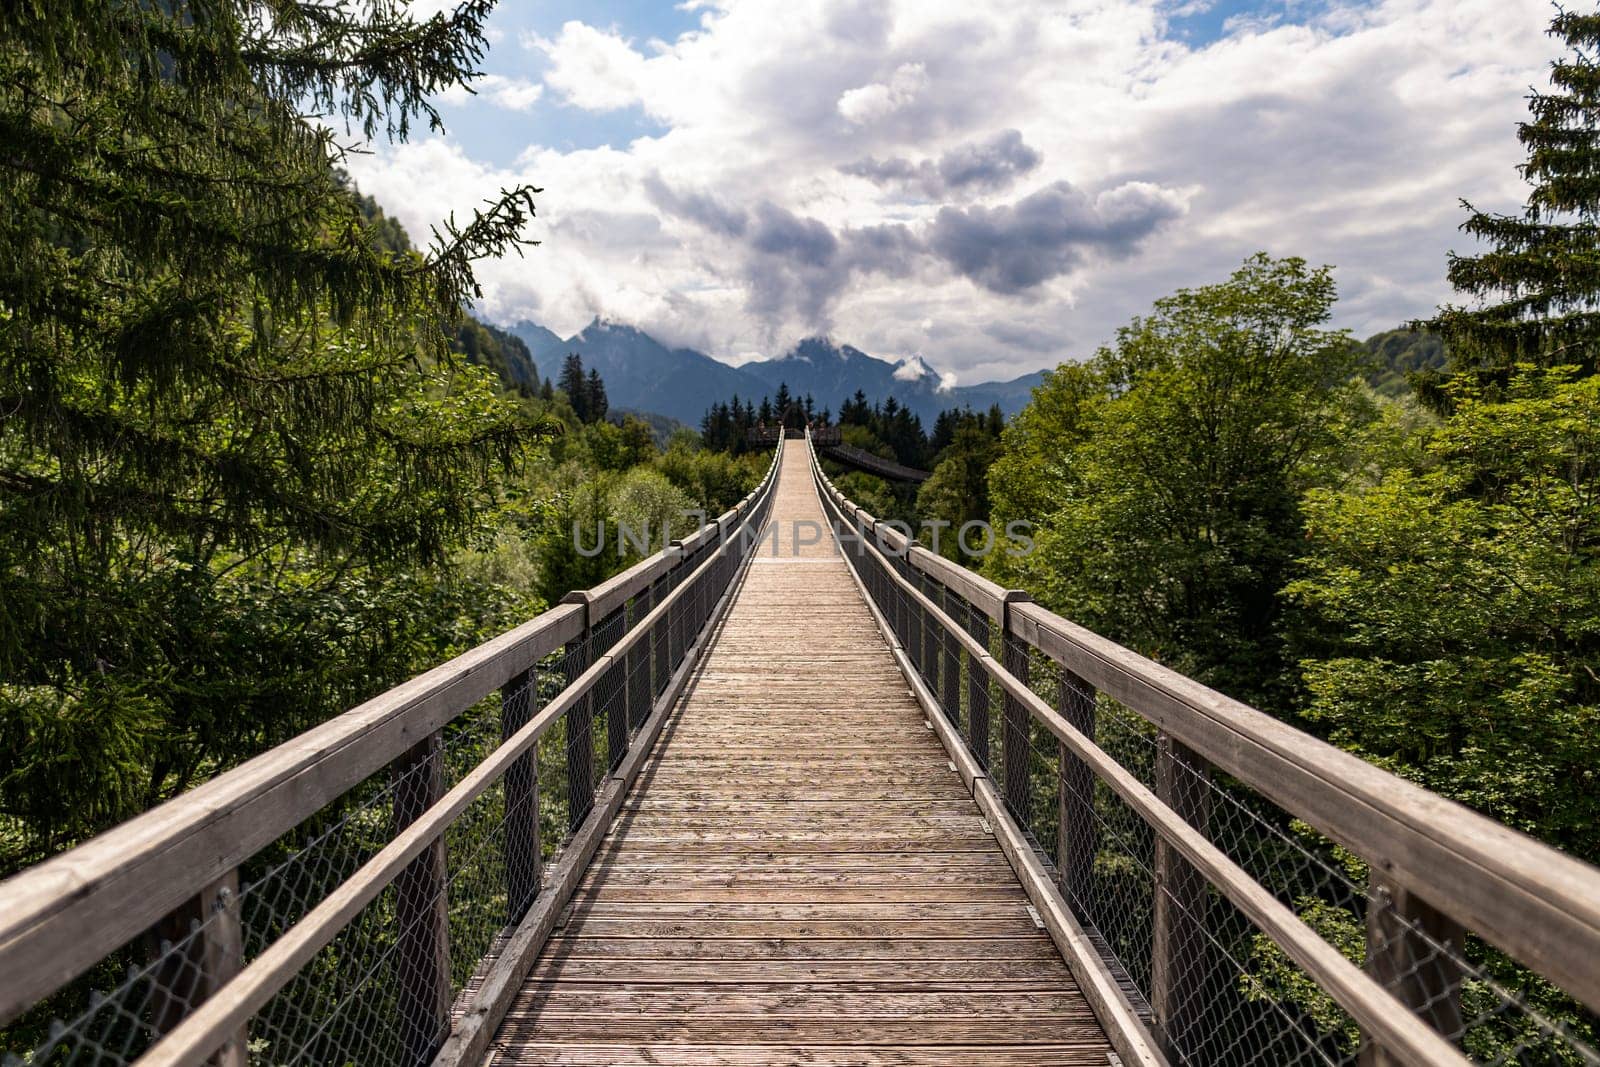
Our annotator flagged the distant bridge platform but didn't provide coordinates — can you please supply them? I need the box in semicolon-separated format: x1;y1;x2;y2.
747;427;931;482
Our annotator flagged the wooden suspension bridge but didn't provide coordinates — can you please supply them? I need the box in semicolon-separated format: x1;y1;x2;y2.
2;434;1599;1067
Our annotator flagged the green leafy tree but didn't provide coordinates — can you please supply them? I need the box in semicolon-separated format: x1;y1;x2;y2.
1285;367;1600;1059
656;439;764;514
917;420;1001;562
1290;369;1600;858
988;254;1364;707
1421;9;1600;379
0;0;547;862
584;415;656;472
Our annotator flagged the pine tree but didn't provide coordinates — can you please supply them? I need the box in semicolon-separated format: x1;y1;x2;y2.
587;368;609;423
840;390;869;425
1421;9;1600;377
560;353;589;421
0;0;547;858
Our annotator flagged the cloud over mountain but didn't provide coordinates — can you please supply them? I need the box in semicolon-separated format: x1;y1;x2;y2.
930;181;1188;294
841;129;1044;197
348;0;1554;386
644;172;1184;321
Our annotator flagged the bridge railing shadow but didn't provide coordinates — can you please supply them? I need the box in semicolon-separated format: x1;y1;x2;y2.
806;430;1600;1067
0;444;787;1067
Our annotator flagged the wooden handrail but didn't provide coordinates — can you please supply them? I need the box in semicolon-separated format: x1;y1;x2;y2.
811;458;1467;1066
807;433;1600;1052
0;441;784;1031
1007;602;1600;1017
0;603;581;1024
134;475;780;1066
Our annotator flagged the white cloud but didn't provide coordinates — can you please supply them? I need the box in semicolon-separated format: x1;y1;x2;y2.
532;21;651;112
478;74;543;111
436;74;543;111
893;353;931;381
351;0;1555;386
837;62;927;125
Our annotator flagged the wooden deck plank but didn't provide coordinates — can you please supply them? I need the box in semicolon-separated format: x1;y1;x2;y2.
488;446;1111;1064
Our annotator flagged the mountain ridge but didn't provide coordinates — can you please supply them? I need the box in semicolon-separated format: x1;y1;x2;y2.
502;317;1048;425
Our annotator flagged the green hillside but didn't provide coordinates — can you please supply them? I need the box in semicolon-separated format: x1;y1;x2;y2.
1359;328;1446;397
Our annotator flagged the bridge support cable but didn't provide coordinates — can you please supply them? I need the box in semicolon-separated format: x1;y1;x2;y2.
0;444;784;1067
805;430;1600;1067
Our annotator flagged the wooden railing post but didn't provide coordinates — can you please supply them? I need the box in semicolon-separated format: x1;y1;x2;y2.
1000;591;1032;822
1360;876;1467;1066
559;594;595;833
392;731;450;1066
967;607;991;769
502;668;541;922
918;572;938;690
1057;670;1098;905
1151;733;1212;1059
939;588;961;731
142;870;249;1066
628;586;652;732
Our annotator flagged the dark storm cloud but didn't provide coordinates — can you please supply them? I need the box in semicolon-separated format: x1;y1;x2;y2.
983;320;1061;353
647;172;1182;324
843;222;924;276
928;180;1183;294
742;211;927;327
742;204;845;323
840;129;1043;197
750;202;839;265
936;130;1042;191
839;155;921;185
642;174;748;237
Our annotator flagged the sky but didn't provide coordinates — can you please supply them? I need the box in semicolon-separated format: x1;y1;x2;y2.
348;0;1554;385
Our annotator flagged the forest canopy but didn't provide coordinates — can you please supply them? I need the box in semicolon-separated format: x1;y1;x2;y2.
0;1;770;873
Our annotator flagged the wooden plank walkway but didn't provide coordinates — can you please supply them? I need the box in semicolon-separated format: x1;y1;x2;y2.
487;447;1113;1065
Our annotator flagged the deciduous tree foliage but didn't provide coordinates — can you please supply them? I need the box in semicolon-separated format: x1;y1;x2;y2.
0;0;547;864
988;254;1365;708
917;414;1003;563
1290;369;1600;861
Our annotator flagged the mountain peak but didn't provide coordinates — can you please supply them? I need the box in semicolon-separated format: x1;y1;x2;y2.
789;336;839;363
892;353;936;382
788;336;877;366
578;315;643;340
502;315;1041;425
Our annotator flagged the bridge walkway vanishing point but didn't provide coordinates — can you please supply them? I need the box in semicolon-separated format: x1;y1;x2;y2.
489;446;1113;1065
6;433;1600;1067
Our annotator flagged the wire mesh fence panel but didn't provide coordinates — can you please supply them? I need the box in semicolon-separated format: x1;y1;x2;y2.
1006;633;1600;1067
814;464;1600;1067
1;445;783;1067
1;910;233;1066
